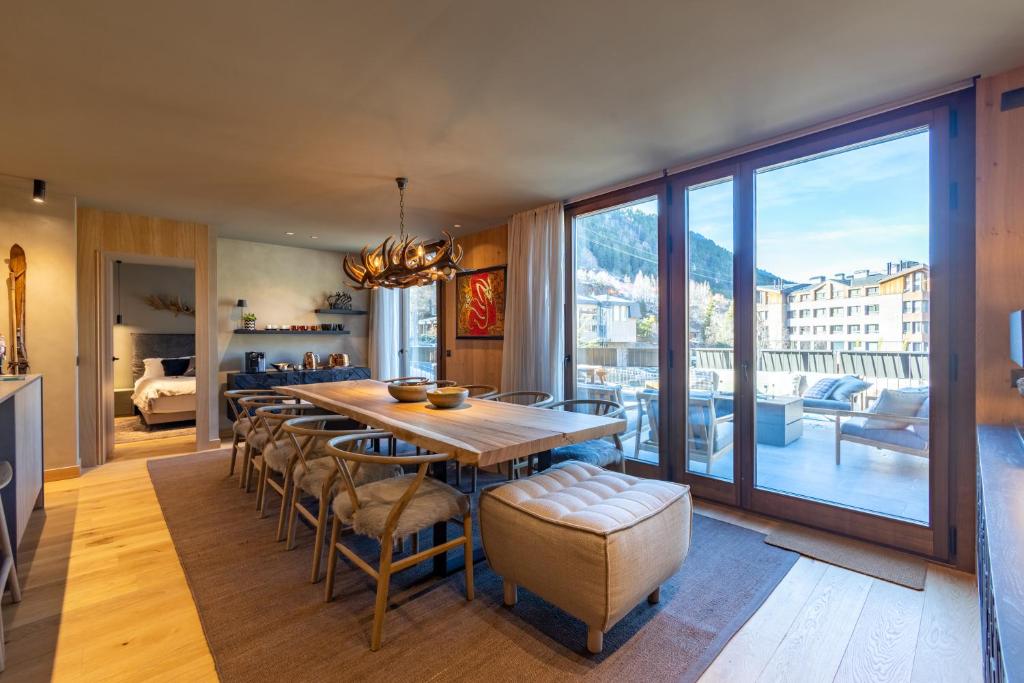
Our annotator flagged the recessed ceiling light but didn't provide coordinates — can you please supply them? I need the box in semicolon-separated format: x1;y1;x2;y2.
285;231;295;236
453;224;461;228
311;235;319;239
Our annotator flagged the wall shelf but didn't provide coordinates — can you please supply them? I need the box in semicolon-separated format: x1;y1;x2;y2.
314;309;368;315
233;329;351;335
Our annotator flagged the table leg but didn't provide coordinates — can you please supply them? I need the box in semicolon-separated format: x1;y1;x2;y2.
429;460;449;577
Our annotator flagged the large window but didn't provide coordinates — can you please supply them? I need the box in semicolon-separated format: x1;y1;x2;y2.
570;196;662;465
400;284;438;379
754;128;931;524
686;178;735;481
566;90;971;560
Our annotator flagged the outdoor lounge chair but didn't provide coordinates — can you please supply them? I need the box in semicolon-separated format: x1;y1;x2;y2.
834;389;929;464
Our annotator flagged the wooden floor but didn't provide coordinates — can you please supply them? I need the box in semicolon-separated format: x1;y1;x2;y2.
2;448;980;682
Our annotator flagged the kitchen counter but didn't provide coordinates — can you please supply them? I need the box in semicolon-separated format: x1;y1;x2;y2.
0;374;44;561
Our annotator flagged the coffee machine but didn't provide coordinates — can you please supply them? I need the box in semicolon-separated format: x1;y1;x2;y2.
244;351;266;374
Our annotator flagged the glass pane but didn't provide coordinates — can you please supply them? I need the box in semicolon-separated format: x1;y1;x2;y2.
573;198;660;464
754;128;930;524
686;178;735;481
403;284;438;380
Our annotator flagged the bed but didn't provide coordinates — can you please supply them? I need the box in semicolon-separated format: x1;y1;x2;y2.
130;333;197;428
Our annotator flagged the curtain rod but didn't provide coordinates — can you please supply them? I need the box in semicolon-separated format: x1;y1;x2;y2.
564;77;976;206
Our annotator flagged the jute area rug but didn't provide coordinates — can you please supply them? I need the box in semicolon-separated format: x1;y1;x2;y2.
148;451;799;682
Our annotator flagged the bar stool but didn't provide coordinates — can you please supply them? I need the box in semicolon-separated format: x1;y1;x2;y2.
0;462;22;672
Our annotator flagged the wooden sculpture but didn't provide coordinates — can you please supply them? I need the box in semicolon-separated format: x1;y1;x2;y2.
6;245;28;374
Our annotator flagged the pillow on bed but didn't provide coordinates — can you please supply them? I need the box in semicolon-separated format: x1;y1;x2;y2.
161;357;192;377
141;358;166;380
183;356;196;377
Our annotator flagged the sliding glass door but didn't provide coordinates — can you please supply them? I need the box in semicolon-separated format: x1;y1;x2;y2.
566;185;667;476
753;128;932;524
399;284;439;380
566;92;970;559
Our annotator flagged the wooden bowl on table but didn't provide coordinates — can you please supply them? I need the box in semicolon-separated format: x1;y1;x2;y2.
387;380;437;403
426;386;470;409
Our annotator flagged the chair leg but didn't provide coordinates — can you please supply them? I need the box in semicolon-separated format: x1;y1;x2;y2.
503;579;518;607
370;536;395;651
587;627;604;654
275;469;293;541
240;442;252;489
462;512;474;601
257;462;270;516
835;416;842;465
324;516;341;602
229;435;240;476
310;491;331;583
286;480;301;550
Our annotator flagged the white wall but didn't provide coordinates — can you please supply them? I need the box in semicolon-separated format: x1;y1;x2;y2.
112;263;195;388
0;177;79;470
216;237;369;429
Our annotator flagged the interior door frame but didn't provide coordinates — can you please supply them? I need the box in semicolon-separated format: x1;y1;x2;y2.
564;179;669;481
99;251;204;463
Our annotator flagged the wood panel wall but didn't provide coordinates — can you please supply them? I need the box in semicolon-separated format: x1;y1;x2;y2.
976;66;1024;427
441;224;508;389
77;207;218;467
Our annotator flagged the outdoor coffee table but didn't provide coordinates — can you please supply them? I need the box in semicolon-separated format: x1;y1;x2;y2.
756;396;804;446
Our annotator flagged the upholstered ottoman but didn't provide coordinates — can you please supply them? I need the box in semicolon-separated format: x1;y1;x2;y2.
479;461;692;653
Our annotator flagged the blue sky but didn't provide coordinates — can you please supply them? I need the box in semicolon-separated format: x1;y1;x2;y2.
688;128;930;282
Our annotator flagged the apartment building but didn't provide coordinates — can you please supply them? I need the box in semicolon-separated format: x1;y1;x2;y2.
757;261;929;352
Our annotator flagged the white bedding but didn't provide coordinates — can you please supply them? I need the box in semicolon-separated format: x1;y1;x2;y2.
133;376;197;413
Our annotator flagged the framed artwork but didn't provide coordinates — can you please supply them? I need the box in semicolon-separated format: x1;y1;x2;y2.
456;265;506;339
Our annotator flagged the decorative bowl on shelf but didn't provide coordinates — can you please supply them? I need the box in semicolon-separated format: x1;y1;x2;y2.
426;386;469;409
387;380;437;403
272;362;290;371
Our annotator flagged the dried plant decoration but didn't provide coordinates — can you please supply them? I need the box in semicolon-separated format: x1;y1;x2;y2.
144;294;196;317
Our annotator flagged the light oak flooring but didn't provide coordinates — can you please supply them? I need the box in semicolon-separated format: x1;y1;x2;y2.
109;434;200;462
2;449;980;682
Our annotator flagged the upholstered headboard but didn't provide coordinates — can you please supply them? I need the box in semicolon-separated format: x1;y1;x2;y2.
131;333;195;381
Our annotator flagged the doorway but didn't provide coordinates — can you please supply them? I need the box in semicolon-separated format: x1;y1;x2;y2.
105;257;199;461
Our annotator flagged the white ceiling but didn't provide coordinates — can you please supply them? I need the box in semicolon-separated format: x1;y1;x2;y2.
1;0;1023;251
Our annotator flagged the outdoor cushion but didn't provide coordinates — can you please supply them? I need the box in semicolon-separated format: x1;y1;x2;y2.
552;440;624;468
689;421;734;452
841;419;928;452
804;377;842;400
830;375;872;403
802;397;852;411
864;389;929;430
913;397;930;440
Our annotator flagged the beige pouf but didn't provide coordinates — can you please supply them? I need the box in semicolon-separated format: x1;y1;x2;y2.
480;461;692;653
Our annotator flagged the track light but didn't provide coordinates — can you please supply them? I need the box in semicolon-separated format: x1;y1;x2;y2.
32;179;46;203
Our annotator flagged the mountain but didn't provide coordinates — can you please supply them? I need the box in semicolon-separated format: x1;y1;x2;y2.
575;207;787;296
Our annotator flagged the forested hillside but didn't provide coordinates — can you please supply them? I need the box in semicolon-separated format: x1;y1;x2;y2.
576;207;787;294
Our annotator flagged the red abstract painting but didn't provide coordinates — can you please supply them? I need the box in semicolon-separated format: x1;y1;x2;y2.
456;266;506;339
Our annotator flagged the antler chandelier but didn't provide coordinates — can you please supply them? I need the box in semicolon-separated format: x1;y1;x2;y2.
343;177;464;290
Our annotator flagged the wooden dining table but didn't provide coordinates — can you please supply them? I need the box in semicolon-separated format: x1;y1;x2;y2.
277;379;626;575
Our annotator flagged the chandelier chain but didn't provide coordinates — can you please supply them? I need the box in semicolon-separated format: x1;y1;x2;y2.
399;184;405;239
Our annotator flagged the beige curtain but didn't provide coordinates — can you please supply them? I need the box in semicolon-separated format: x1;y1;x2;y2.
501;201;565;398
368;287;401;379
